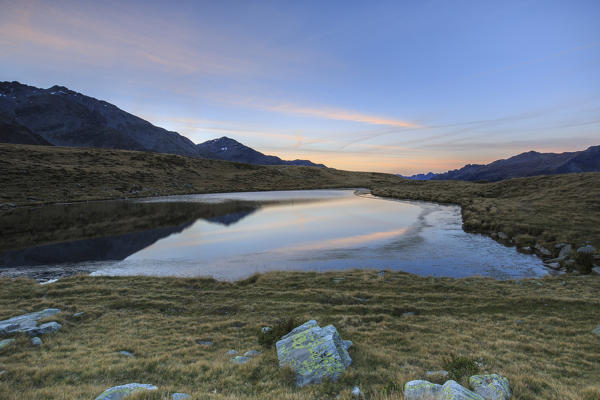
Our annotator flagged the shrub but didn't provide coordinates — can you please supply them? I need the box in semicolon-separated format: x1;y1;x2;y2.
442;354;479;382
257;316;299;348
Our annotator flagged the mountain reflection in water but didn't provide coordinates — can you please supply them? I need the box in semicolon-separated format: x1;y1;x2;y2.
0;189;551;281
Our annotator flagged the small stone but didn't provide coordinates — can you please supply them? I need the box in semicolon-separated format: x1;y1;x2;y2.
516;320;523;325
27;321;62;336
497;232;508;240
72;312;84;318
226;349;238;355
404;380;442;400
0;339;15;350
244;349;261;357
261;326;272;334
352;386;362;397
402;312;415;317
521;246;532;252
0;370;6;376
172;393;192;400
119;350;135;358
94;383;158;400
230;356;250;364
31;337;42;346
593;325;600;335
195;340;212;346
469;374;511;400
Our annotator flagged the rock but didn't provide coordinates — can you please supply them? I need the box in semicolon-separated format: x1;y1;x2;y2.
544;262;561;270
402;312;416;317
172;393;192;400
497;232;508;240
94;383;158;400
593;325;600;335
469;374;511;400
195;340;212;346
0;308;61;336
0;370;6;376
555;243;568;249
534;244;552;257
244;349;261;357
558;245;572;258
577;244;596;255
516;320;523;325
276;320;352;387
0;339;15;350
261;326;272;334
7;203;15;208
28;321;62;336
441;380;484;400
226;349;238;355
521;246;532;253
119;351;135;358
31;337;42;346
352;386;362;397
426;370;449;379
404;380;442;400
343;340;353;350
230;356;250;364
72;312;84;318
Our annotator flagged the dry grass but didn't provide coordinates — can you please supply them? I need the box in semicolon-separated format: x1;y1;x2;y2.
0;144;401;206
0;271;599;399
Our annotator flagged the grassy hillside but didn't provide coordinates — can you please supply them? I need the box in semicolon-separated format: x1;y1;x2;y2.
0;144;402;206
371;173;600;259
0;271;598;400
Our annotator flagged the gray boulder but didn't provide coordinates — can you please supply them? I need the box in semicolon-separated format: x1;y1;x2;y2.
0;308;61;336
441;380;484;400
31;337;43;346
593;325;600;335
469;374;511;400
94;383;158;400
276;320;352;387
404;380;442;399
0;338;15;350
172;393;191;400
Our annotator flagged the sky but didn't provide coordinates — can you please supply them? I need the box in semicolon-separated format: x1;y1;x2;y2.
1;0;599;174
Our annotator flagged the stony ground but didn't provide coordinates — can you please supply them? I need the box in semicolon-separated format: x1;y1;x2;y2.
0;271;599;399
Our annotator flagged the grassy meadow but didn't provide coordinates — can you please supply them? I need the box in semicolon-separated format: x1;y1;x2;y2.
0;271;599;400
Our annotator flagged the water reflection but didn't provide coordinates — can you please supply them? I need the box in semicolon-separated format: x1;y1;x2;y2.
0;190;551;281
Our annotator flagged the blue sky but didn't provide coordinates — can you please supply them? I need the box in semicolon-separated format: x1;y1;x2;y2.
1;0;598;173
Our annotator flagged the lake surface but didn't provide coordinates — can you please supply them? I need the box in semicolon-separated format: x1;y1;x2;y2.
0;189;551;281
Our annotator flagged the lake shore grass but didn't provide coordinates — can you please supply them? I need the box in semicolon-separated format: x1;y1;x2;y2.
0;271;599;400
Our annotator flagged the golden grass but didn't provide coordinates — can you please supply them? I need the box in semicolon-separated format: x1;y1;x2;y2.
0;271;599;399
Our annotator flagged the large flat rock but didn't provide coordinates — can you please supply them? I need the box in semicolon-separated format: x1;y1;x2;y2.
0;309;61;336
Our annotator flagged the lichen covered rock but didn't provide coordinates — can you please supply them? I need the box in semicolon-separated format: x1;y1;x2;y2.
469;374;511;399
276;320;351;387
441;380;484;400
404;380;442;399
94;383;157;400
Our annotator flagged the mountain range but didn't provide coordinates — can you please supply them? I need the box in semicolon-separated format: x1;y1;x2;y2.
0;81;324;167
401;146;600;181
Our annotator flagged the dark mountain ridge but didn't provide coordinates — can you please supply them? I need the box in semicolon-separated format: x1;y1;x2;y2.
401;146;600;181
0;81;324;167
